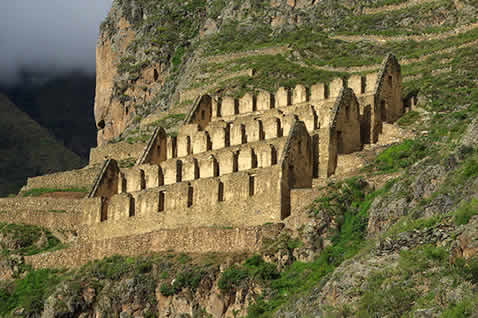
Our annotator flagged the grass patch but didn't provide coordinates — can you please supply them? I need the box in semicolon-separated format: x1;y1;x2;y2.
397;110;420;127
0;223;63;256
146;113;186;130
22;187;88;197
454;199;478;225
375;139;428;172
0;269;64;316
218;255;279;294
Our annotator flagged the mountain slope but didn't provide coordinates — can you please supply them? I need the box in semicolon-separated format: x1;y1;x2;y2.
2;70;97;159
0;0;477;317
0;94;86;196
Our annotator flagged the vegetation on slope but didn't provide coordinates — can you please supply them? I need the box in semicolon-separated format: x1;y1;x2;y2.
0;95;85;197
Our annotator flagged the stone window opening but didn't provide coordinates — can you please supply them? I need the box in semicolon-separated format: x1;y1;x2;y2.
345;105;350;121
154;69;159;82
176;160;183;183
140;170;146;190
201;110;206;120
171;137;177;158
361;76;366;94
129;197;136;217
225;125;231;147
388;75;393;86
241;125;247;144
217;98;222;117
158;191;165;212
125;107;130;115
100;197;108;222
194;159;200;179
271;146;278;165
298;140;302;154
186;136;192;155
213;158;220;177
258;121;265;140
270;95;276;109
158;168;164;186
249;175;255;196
187;184;194;208
233;152;239;172
252;150;258;169
218;181;224;202
234;99;239;115
252;95;257;112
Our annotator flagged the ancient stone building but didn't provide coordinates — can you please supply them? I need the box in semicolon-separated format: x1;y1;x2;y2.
0;54;404;268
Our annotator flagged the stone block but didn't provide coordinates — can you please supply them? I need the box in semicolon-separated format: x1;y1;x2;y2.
257;91;273;110
329;78;344;98
245;120;263;143
161;160;182;185
348;74;363;95
230;123;246;146
293;84;307;104
182;157;199;181
222;96;237;116
263;117;281;139
217;151;236;175
193;131;211;154
276;87;290;107
140;164;163;188
366;73;378;93
311;83;326;101
238;148;256;171
239;93;255;114
199;155;218;178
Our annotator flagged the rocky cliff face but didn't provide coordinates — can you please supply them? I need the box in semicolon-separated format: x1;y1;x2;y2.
92;0;362;145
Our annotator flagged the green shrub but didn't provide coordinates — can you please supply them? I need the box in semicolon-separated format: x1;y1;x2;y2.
453;257;478;285
159;267;204;296
397;111;420;127
218;266;248;292
454;199;478;225
159;283;176;296
441;299;477;318
0;269;63;316
81;255;132;281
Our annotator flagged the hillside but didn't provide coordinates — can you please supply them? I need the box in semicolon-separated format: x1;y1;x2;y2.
0;94;86;196
1;70;97;159
0;0;477;317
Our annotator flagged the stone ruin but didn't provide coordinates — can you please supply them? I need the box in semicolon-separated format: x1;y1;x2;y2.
0;54;407;267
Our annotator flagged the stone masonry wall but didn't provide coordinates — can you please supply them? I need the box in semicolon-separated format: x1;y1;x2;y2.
83;166;283;241
26;224;284;269
22;167;101;192
0;197;83;231
89;142;146;165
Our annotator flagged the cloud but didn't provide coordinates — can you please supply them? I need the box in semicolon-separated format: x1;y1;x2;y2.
0;0;112;85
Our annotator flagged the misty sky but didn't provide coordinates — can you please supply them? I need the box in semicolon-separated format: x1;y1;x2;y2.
0;0;112;85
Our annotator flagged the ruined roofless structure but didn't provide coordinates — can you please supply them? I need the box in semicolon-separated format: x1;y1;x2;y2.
0;54;405;267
